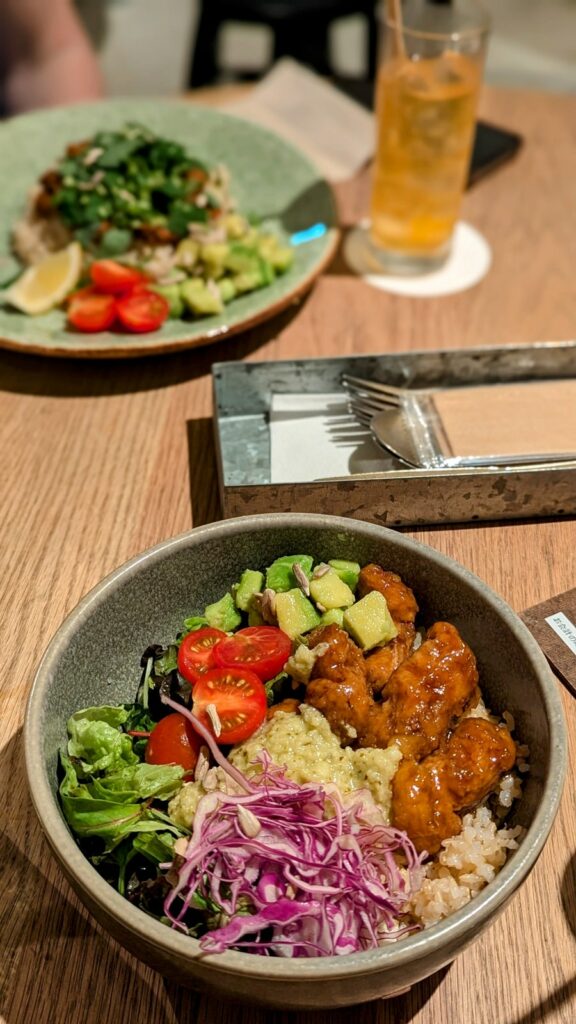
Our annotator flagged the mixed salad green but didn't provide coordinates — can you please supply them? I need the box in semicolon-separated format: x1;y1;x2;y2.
58;554;421;953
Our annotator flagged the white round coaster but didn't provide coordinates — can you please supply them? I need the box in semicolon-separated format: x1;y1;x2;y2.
343;221;492;298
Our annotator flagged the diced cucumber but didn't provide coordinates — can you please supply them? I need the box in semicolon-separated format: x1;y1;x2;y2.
150;284;184;318
265;555;315;593
328;559;361;592
204;593;241;632
309;568;355;610
275;589;321;639
234;569;264;612
343;591;398;651
181;279;223;316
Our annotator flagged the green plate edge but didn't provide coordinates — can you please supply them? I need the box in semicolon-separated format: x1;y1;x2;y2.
0;99;339;359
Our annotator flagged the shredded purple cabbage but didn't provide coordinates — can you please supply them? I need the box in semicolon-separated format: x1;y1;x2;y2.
161;694;424;957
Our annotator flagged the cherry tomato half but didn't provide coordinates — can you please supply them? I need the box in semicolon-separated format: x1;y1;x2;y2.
89;259;147;294
145;713;201;771
116;289;170;333
192;667;267;745
213;626;292;682
178;627;227;685
67;292;117;332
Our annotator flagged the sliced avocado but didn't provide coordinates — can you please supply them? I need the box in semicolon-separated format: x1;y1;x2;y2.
328;559;361;592
234;569;264;612
204;593;241;632
275;589;321;639
320;608;345;628
343;591;398;651
310;568;355;610
265;555;315;593
181;279;223;317
150;283;184;318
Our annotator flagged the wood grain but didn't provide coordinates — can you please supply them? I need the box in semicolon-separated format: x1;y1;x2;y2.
2;85;576;1024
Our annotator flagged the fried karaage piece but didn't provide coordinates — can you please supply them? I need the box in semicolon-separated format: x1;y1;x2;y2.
305;624;373;743
359;621;480;758
359;565;419;696
391;717;516;853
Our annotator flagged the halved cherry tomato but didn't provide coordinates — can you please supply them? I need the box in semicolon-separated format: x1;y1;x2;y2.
145;713;201;771
116;288;170;333
89;259;147;294
213;626;292;682
178;627;227;685
192;667;267;745
67;292;117;332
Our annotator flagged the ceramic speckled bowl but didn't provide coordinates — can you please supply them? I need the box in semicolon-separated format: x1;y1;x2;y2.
25;514;566;1008
0;101;338;358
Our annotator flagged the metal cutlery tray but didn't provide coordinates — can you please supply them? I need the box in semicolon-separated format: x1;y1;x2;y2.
212;341;576;527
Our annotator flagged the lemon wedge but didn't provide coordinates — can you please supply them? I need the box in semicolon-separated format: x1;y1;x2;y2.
6;241;83;314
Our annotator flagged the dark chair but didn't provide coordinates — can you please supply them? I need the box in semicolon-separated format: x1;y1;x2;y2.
189;0;379;88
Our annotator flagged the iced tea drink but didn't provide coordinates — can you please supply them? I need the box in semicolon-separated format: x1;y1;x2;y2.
370;5;489;271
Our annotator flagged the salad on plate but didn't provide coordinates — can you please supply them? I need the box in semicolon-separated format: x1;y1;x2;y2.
6;122;294;334
59;553;527;957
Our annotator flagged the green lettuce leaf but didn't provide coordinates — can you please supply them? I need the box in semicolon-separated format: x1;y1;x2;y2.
59;753;184;852
67;706;138;776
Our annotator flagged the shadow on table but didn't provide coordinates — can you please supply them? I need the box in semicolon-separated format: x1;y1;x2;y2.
186;417;223;527
163;967;449;1023
0;299;307;400
0;728;167;1024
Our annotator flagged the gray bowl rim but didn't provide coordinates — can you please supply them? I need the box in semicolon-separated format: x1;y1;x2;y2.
25;512;567;981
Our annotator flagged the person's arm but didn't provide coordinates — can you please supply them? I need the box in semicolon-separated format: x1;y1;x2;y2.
1;0;104;114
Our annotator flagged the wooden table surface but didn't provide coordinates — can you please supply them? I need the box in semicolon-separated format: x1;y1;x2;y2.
2;84;576;1024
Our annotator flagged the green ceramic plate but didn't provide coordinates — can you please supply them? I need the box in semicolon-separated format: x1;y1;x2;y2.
0;100;338;359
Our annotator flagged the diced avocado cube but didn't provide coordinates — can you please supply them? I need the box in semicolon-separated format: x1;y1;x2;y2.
320;608;345;628
234;569;264;612
247;604;265;627
275;589;321;639
150;284;184;318
270;246;294;274
181;280;223;316
200;243;229;276
224;213;248;240
265;555;315;593
343;591;398;651
258;256;275;286
328;559;361;592
175;238;199;269
224;244;260;275
256;234;279;260
233;270;263;295
310;568;355;610
218;277;237;304
204;593;241;632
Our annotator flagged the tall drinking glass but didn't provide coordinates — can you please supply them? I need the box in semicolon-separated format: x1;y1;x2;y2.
370;1;490;273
